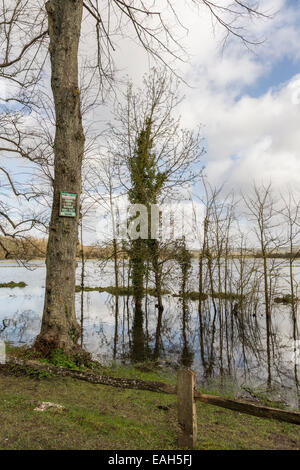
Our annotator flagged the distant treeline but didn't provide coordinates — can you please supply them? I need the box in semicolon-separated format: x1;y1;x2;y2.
191;250;300;259
0;236;299;261
0;237;48;260
0;237;116;260
253;252;300;259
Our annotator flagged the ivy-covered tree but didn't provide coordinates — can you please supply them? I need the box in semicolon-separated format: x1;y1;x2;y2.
111;70;204;361
128;119;166;361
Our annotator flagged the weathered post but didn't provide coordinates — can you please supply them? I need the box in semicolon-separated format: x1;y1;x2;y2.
177;369;197;448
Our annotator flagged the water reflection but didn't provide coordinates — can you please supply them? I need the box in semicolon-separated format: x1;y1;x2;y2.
0;259;299;408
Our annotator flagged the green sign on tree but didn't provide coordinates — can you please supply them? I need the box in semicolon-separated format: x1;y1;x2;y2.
59;192;77;217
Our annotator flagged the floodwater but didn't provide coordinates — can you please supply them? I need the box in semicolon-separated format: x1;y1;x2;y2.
0;259;299;409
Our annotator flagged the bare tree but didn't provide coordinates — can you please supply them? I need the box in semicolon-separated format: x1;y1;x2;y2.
280;190;300;395
243;182;283;388
85;152;124;359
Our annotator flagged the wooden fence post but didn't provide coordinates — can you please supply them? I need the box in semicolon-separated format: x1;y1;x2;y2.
177;369;197;449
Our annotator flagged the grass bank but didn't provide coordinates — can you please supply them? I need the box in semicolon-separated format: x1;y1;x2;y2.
0;358;299;450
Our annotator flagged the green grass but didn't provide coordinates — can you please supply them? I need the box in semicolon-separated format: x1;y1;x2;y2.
172;292;208;301
0;281;27;288
6;345;176;383
0;364;299;450
92;362;176;385
75;285;134;295
274;294;300;304
211;292;245;301
172;291;244;302
75;286;245;303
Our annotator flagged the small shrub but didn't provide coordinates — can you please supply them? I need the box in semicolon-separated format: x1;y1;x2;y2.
49;349;80;370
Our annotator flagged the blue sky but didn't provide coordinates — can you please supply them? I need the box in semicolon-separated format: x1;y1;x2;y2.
243;55;300;99
242;0;300;99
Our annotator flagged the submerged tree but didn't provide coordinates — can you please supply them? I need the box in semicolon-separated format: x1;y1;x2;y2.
243;183;283;388
110;70;204;361
280;190;300;397
86;153;124;359
127;121;156;361
174;237;194;367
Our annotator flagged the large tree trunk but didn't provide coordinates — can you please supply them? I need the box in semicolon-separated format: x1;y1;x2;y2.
35;0;85;356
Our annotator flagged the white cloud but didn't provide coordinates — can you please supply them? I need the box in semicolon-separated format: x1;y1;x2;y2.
185;75;300;191
161;0;300;194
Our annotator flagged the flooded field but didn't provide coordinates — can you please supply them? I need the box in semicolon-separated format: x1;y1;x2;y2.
0;258;299;409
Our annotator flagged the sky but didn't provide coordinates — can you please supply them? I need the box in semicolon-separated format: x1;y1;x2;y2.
2;0;300;245
176;0;300;193
78;0;300;245
3;0;300;197
104;0;300;192
88;0;300;246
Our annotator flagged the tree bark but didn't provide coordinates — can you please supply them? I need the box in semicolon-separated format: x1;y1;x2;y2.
35;0;85;356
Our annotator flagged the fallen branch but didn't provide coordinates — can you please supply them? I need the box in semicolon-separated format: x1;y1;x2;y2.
194;391;300;425
7;357;176;395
